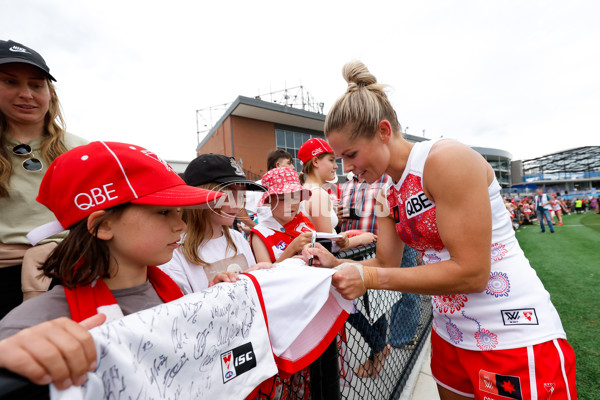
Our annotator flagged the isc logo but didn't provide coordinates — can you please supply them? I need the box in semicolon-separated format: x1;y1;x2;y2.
234;351;253;367
221;342;257;383
405;191;434;219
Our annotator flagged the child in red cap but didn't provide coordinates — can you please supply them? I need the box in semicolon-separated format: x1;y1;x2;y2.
0;141;224;390
298;138;375;251
250;167;316;263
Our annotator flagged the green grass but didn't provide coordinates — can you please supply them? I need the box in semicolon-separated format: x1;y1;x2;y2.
515;212;600;400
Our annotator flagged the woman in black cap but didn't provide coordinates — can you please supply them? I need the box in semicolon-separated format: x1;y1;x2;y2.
159;153;271;293
0;40;87;318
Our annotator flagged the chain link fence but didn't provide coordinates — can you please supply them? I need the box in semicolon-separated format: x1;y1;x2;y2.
255;244;433;400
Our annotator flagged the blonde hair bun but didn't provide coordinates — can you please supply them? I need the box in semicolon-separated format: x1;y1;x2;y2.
343;61;378;92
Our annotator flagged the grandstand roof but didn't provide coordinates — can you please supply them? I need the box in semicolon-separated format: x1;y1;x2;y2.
522;146;600;174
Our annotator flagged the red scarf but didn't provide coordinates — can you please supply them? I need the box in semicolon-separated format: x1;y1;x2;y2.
65;266;183;323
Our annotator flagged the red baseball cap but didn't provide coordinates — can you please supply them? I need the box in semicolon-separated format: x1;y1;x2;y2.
27;141;224;245
297;138;333;164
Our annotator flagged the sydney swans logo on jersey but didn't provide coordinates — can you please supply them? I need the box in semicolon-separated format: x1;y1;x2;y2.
405;191;434;219
221;342;257;383
501;308;539;325
295;222;314;234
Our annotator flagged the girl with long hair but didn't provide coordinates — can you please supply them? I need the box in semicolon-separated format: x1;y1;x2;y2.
0;40;87;316
160;153;271;293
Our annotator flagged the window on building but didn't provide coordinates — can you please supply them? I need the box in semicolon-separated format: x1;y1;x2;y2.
274;127;345;179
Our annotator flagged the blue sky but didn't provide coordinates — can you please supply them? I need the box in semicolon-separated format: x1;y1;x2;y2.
2;0;598;161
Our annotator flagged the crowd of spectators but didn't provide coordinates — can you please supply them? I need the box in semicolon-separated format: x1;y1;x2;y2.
504;191;599;230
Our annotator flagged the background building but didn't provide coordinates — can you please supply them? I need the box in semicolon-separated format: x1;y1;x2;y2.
472;146;512;189
195;94;513;187
511;146;600;198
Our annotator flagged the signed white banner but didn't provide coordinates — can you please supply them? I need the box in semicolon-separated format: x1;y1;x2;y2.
51;261;352;400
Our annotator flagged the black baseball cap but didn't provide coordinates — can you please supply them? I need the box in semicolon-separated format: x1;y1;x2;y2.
0;40;56;81
184;154;266;192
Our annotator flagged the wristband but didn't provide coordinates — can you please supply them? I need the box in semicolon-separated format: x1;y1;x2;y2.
335;262;363;280
335;263;378;290
363;266;378;289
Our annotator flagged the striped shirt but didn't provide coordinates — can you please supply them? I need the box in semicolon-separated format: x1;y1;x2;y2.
340;174;391;234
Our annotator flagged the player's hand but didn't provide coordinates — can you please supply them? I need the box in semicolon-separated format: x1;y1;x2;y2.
302;242;340;268
332;263;367;300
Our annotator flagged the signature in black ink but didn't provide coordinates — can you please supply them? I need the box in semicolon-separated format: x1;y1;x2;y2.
101;365;126;400
193;322;213;360
171;317;188;353
177;301;202;324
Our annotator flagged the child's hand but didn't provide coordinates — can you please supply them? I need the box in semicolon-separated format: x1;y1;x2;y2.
290;232;315;254
238;221;252;235
357;232;377;245
335;233;350;250
0;313;105;389
247;262;275;272
210;272;240;286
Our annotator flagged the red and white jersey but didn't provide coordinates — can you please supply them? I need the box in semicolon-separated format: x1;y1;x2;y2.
251;212;315;262
385;139;566;351
551;199;562;212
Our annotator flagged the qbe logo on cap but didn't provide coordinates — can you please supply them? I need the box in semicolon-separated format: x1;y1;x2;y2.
221;342;257;383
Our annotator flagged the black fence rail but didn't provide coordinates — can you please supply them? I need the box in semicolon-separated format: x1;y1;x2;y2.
0;244;432;400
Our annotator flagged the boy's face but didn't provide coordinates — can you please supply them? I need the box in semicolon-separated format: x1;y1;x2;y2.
104;204;186;273
269;192;302;224
276;158;294;169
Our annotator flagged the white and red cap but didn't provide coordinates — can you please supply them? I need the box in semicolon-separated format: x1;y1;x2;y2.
27;141;224;245
297;138;333;164
258;167;311;206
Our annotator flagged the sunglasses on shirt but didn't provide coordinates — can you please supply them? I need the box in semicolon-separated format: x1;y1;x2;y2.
12;144;43;172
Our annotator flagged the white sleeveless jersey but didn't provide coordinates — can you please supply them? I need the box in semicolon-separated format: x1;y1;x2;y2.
385;139;565;351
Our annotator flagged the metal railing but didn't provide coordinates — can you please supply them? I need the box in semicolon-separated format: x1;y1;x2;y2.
0;244;432;400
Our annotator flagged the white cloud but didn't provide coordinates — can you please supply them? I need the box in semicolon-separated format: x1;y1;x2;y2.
2;0;598;162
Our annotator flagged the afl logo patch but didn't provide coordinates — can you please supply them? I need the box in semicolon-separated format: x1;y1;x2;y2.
221;342;257;383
